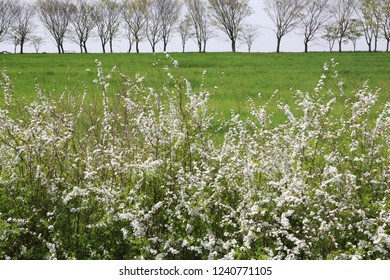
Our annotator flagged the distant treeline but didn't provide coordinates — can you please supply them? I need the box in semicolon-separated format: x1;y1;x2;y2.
1;0;390;54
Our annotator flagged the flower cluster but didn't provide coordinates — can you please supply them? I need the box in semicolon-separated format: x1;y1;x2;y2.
0;57;388;260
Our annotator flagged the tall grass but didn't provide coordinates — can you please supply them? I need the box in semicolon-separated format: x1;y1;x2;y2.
0;55;389;259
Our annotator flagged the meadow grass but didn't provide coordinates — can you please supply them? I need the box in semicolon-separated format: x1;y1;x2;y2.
1;52;389;123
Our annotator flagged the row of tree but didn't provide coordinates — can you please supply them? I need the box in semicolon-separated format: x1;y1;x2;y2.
266;0;390;53
1;0;390;54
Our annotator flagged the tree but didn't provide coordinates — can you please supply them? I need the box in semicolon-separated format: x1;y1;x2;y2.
123;25;134;52
159;0;182;52
37;0;74;54
30;35;44;53
122;0;149;53
331;0;359;52
11;35;20;54
145;0;163;52
358;0;381;52
322;23;340;52
382;0;390;52
0;0;18;44
300;0;331;53
186;0;212;52
69;0;97;53
346;18;364;51
264;0;304;53
208;0;253;52
96;0;121;53
240;24;258;52
10;2;36;54
178;16;192;52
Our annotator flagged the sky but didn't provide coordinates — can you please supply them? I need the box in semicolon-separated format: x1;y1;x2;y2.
3;0;386;54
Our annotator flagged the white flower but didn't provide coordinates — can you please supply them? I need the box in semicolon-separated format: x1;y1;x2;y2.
280;213;291;229
121;228;128;240
131;220;145;237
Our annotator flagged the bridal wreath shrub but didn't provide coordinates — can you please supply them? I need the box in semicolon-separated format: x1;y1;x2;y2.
0;56;389;260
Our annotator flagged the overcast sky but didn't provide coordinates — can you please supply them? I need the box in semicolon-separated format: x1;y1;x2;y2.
3;0;386;53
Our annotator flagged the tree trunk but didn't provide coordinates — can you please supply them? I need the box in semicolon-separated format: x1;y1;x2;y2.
374;37;378;52
20;39;25;54
100;37;106;53
304;38;309;53
387;39;390;52
276;36;281;53
338;39;342;52
83;42;88;54
136;41;140;53
109;39;113;53
163;38;168;52
231;40;236;53
127;39;132;53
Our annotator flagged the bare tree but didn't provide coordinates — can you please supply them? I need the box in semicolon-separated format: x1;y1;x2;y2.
159;0;182;52
11;36;20;54
264;0;304;53
10;2;36;54
331;0;359;52
178;15;192;52
30;35;45;53
186;0;212;52
145;0;163;52
208;0;253;52
240;24;258;52
96;0;121;53
69;0;97;53
382;0;390;52
300;0;331;53
37;0;74;54
0;0;18;44
123;23;134;52
122;0;149;53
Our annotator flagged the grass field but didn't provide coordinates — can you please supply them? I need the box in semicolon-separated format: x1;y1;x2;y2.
1;52;389;122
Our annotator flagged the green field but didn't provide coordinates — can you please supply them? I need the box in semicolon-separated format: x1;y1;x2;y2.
1;52;389;121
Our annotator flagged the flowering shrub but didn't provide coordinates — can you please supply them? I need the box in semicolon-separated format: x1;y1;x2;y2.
0;56;389;260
